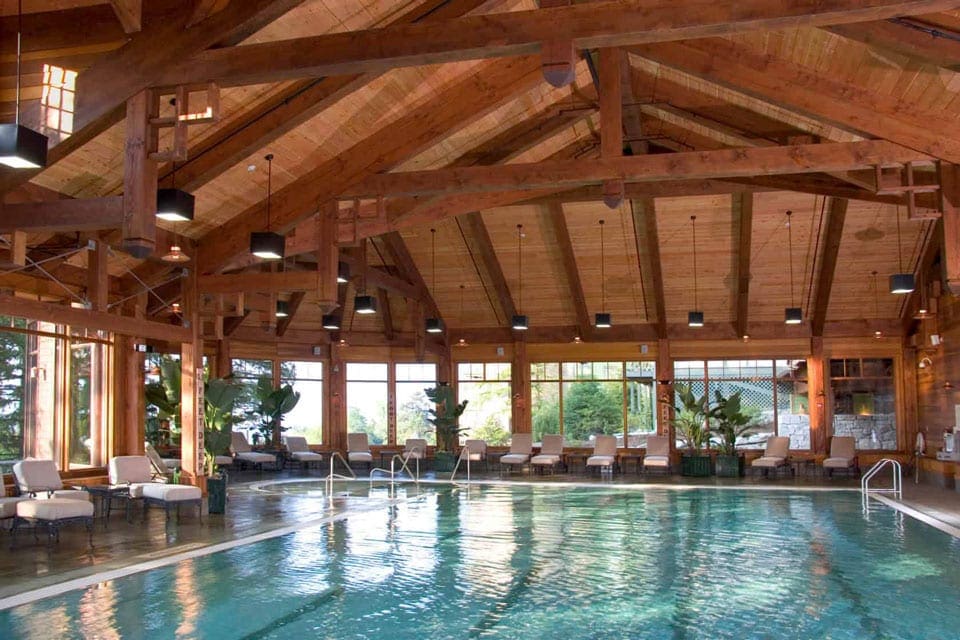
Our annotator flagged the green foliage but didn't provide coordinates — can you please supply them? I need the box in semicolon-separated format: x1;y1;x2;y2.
248;377;301;445
471;417;510;446
203;377;242;476
347;407;384;444
0;325;26;459
668;383;710;454
562;381;623;444
425;383;468;452
711;389;753;455
144;356;182;444
396;392;433;444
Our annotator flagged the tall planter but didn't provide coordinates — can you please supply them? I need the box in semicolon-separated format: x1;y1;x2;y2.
207;475;227;514
681;454;712;477
715;454;744;478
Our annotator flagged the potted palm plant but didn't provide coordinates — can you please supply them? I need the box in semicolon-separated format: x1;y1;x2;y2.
249;378;301;447
669;383;712;476
204;377;241;514
712;390;752;477
144;357;181;447
425;382;468;472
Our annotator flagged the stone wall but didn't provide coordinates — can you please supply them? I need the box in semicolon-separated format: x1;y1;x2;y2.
832;414;896;449
779;413;811;449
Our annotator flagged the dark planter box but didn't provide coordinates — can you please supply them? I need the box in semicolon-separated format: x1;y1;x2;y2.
433;451;456;472
715;454;744;477
681;454;712;477
207;475;227;514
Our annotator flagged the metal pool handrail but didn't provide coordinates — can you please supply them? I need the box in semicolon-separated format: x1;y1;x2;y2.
861;458;902;510
369;453;420;484
326;451;356;487
449;446;473;483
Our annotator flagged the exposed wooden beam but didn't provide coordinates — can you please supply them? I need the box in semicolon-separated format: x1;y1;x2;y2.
87;238;109;311
630;197;667;337
157;0;960;86
346;140;931;199
109;0;142;33
598;47;624;207
378;288;394;341
734;193;754;338
460;213;517;325
380;232;441;320
188;0;231;27
197;55;543;274
811;198;849;336
316;201;339;314
631;38;960;163
276;291;305;337
122;90;158;258
0;196;124;233
199;266;418;298
543;203;592;339
940;162;960;295
826;19;960;70
223;310;251;337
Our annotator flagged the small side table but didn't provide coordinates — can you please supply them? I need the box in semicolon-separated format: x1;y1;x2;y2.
564;452;590;474
618;452;644;475
379;449;403;468
82;484;131;523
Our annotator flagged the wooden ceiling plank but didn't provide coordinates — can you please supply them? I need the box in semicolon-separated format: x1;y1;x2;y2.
378;288;394;341
380;232;440;320
157;0;960;86
0;196;123;233
346;140;931;199
108;0;142;33
826;19;960;70
544;203;592;339
811;198;849;336
276;290;305;337
197;55;544;274
630;197;667;337
461;212;517;325
733;192;753;338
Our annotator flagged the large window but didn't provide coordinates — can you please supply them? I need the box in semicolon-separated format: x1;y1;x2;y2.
281;361;323;445
457;362;511;445
675;359;809;450
231;358;273;440
396;363;436;445
830;358;895;450
347;363;388;444
532;361;656;447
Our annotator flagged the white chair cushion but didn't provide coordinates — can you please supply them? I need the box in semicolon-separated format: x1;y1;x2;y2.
500;453;529;465
13;459;65;493
466;452;484;461
752;456;786;468
18;498;93;520
291;451;323;462
823;457;854;469
0;496;28;519
128;482;153;498
587;455;616;466
214;455;234;466
530;454;561;465
110;456;154;485
141;483;202;502
348;451;372;463
237;452;276;464
643;455;670;468
50;489;90;501
284;436;310;453
404;450;427;460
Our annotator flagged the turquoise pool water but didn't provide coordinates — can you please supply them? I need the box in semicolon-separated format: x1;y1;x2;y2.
3;485;960;639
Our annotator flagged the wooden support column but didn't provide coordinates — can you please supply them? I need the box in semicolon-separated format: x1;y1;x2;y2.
116;294;146;455
901;346;918;456
214;339;231;379
512;339;530;434
598;47;624;208
317;201;340;313
327;348;347;452
87;239;109;311
539;0;574;87
387;360;397;445
940;162;960;295
122;90;159;259
808;337;827;455
179;265;205;491
10;231;26;267
657;338;675;454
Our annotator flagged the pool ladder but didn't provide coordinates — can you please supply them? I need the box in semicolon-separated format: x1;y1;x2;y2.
370;451;421;484
449;446;475;483
861;458;902;510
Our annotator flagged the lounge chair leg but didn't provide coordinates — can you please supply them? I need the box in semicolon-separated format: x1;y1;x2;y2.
86;518;94;548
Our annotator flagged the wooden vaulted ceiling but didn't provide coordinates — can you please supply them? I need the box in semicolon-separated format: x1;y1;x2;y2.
0;0;956;346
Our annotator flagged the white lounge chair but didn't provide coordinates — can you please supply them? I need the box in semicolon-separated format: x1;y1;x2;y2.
231;432;277;470
586;435;618;474
500;433;533;475
284;436;324;470
12;498;94;547
642;435;671;474
462;439;488;471
822;436;858;477
531;434;564;474
12;460;88;500
109;456;202;522
145;442;176;480
347;432;373;471
750;436;791;477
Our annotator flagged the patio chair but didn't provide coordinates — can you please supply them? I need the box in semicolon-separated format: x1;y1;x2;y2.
750;436;791;477
145;442;177;480
462;439;488;471
230;432;278;471
586;435;618;474
822;436;858;477
403;438;428;461
12;460;88;500
500;433;533;475
283;436;324;471
109;456;202;522
531;434;564;474
642;435;671;474
347;432;373;471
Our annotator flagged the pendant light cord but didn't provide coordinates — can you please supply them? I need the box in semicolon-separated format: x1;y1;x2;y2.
895;205;904;271
517;224;523;314
599;219;606;313
430;228;437;293
265;153;274;232
15;0;22;124
786;210;795;307
691;216;698;309
872;270;879;316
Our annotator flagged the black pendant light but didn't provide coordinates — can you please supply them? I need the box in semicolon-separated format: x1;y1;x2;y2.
688;215;703;327
156;162;195;222
889;205;915;294
353;239;376;314
595;218;611;328
425;228;444;334
321;314;341;330
511;223;528;330
249;154;285;260
275;300;290;318
0;1;48;169
337;261;350;284
784;210;802;325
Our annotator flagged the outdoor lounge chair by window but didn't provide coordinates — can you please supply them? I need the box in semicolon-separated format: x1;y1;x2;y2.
13;460;88;500
531;434;564;474
347;432;373;470
822;436;858;477
750;436;791;476
586;435;618;474
231;432;278;470
500;433;533;475
109;456;202;521
284;436;324;470
642;435;671;474
403;438;428;460
144;442;177;480
462;439;488;470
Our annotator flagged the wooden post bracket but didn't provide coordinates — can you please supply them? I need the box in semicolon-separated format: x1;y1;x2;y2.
149;83;222;163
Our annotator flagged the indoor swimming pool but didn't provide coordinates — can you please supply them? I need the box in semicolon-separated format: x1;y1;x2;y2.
2;483;958;639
